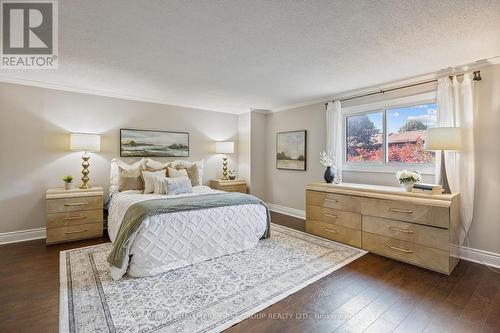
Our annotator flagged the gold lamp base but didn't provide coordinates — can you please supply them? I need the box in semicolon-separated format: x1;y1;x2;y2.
222;155;228;180
80;153;91;189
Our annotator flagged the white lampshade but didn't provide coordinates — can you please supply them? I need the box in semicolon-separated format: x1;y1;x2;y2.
215;141;234;154
425;127;462;151
70;133;101;152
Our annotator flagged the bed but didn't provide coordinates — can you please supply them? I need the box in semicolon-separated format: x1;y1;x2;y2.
107;158;269;280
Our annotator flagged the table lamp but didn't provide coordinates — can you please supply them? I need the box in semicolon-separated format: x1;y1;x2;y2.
425;127;462;194
215;141;234;180
70;133;101;189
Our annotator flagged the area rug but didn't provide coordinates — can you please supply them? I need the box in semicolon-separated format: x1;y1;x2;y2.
60;223;366;333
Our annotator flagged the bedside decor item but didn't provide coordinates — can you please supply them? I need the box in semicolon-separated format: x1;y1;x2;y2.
215;141;234;180
396;170;422;191
120;129;189;157
228;170;236;180
425;127;462;194
62;175;74;190
412;183;444;195
320;150;336;183
276;130;307;171
70;133;101;189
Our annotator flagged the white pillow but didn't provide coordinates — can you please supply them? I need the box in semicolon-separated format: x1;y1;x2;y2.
142;170;166;194
168;160;204;185
153;176;168;194
110;158;146;188
168;167;189;178
145;158;170;171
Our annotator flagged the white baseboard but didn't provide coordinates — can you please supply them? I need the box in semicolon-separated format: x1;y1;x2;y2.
0;228;46;245
452;245;500;269
266;203;305;220
268;203;500;269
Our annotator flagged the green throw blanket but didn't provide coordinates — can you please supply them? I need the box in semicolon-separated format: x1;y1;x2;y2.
107;192;271;268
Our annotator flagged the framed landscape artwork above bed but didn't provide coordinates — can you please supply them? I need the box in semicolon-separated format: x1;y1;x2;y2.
276;130;307;171
120;128;189;157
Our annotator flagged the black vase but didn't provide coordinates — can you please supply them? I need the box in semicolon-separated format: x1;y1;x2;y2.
324;166;335;183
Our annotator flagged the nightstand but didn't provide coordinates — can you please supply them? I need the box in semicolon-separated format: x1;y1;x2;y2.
210;179;247;193
45;186;104;244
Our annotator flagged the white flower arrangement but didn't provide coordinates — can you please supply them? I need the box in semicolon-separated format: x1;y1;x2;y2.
396;170;422;184
320;150;335;167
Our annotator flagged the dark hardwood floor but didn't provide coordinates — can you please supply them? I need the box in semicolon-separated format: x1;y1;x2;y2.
1;212;499;333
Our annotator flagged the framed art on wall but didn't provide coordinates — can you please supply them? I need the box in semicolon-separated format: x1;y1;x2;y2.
120;128;189;157
276;130;307;171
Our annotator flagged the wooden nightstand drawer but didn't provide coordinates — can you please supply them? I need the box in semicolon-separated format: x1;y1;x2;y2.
210;180;247;193
46;186;104;245
46;222;103;244
306;205;361;230
306;190;361;213
306;220;361;248
46;196;103;214
47;209;103;228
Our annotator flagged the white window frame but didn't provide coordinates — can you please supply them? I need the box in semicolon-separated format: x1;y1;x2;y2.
342;92;437;175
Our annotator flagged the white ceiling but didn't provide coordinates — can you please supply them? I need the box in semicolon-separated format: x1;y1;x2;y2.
1;0;499;114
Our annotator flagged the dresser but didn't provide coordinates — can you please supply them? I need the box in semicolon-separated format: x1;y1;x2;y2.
210;179;247;193
46;186;104;244
306;182;460;274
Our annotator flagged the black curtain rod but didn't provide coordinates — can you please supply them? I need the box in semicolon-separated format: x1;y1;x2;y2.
325;70;481;106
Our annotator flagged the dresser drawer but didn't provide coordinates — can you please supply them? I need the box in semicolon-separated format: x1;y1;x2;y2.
47;209;103;228
46;222;103;244
306;220;361;248
362;216;449;251
362;232;450;274
306;191;361;213
46;196;103;214
361;198;449;228
306;205;361;230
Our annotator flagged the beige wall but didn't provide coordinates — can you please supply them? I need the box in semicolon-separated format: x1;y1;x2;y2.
0;82;239;234
263;64;500;254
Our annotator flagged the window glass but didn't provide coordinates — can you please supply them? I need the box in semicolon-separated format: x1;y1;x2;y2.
386;103;436;163
346;112;383;162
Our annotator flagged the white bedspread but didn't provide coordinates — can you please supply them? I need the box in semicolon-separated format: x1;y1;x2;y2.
108;186;268;279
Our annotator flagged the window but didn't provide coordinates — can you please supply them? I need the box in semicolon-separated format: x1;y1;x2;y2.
345;102;437;165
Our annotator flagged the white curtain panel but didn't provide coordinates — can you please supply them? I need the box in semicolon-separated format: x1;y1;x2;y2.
326;100;343;182
436;73;475;244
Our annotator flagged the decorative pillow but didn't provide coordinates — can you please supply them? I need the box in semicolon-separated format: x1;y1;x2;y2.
169;160;204;185
153;175;168;194
118;166;144;191
165;177;193;195
141;170;167;194
145;159;170;174
110;158;146;187
168;167;189;178
176;164;200;186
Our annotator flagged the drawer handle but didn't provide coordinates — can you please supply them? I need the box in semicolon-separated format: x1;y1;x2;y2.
387;244;414;253
325;198;339;203
64;215;87;220
387;208;413;214
387;226;414;234
324;228;338;234
324;213;338;219
64;229;87;234
64;202;88;207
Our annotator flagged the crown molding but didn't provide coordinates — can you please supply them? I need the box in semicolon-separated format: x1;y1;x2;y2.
0;75;242;115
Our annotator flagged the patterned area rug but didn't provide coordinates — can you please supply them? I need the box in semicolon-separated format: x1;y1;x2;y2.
60;224;366;333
